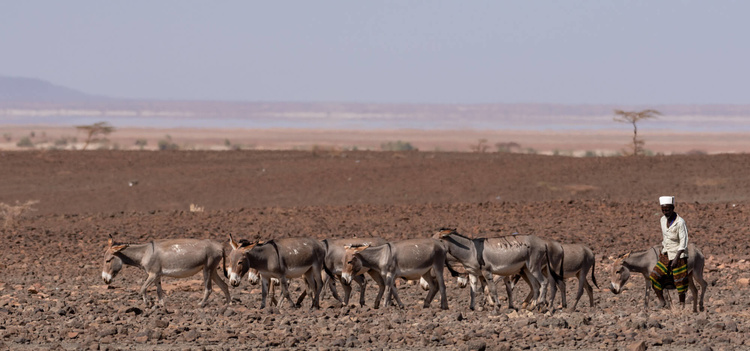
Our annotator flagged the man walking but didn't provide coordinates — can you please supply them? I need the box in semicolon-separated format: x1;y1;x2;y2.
649;196;689;308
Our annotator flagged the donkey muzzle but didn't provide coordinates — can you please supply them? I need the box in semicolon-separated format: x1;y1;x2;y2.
341;273;353;285
102;271;112;285
609;282;621;294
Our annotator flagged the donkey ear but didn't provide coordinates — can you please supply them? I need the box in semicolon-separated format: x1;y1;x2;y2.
229;234;239;250
111;244;128;253
240;241;258;252
622;252;631;259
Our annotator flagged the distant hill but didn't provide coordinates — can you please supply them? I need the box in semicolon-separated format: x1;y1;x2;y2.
0;76;107;103
1;76;749;132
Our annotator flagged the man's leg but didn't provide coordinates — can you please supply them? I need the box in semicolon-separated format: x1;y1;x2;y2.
672;257;688;308
649;253;671;309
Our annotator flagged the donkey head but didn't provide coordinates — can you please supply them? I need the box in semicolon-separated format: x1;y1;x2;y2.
433;227;458;239
341;244;369;285
102;235;128;284
609;252;631;294
227;234;261;287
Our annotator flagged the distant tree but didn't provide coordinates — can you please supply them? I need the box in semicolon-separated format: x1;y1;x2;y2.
495;141;521;153
613;109;661;156
135;139;148;150
16;137;34;148
380;140;415;151
76;121;116;150
158;135;179;151
470;139;490;153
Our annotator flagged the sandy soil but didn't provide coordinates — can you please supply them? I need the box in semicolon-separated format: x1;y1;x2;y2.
3;125;750;155
1;150;749;350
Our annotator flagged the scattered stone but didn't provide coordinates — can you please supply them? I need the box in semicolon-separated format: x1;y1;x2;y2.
123;307;143;316
97;326;118;337
134;332;149;343
154;319;170;328
184;329;199;342
626;340;646;351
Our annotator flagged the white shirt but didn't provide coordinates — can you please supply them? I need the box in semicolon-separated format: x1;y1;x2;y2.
661;214;688;260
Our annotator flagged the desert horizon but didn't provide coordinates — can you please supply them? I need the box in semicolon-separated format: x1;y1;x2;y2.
2;124;749;156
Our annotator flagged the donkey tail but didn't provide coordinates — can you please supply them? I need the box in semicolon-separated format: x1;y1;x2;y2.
222;247;228;278
545;243;563;282
558;243;564;281
591;257;599;289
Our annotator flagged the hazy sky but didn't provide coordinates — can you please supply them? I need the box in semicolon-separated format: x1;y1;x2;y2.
2;1;748;104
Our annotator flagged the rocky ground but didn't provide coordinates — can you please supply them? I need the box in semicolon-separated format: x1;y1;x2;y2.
1;150;749;350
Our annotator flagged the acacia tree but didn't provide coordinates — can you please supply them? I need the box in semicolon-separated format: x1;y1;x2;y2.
76;122;115;150
613;109;661;156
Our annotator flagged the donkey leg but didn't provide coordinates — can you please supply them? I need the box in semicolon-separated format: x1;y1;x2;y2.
260;277;269;309
474;272;498;310
524;267;545;311
688;276;698;313
312;267;324;309
385;273;405;309
422;273;438;308
516;272;533;309
369;271;386;309
269;279;279;307
350;275;364;306
278;278;294;309
500;274;516;310
434;266;449;310
155;276;166;307
140;273;158;307
570;273;585;311
556;274;567;310
295;288;307;308
468;275;478;310
694;271;707;312
302;271;317;309
582;279;594;309
199;267;214;308
212;270;231;305
385;273;396;307
326;273;344;304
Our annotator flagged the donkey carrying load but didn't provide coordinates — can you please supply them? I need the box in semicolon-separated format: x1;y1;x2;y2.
101;235;231;308
609;243;707;312
227;235;327;309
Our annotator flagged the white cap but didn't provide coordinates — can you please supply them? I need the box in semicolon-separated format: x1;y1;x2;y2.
659;196;675;206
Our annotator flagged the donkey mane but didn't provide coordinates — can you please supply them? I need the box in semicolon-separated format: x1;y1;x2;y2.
442;229;471;240
238;239;253;248
491;235;529;249
111;240;144;246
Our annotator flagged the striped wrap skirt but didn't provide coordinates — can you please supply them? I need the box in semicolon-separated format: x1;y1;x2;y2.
649;253;688;294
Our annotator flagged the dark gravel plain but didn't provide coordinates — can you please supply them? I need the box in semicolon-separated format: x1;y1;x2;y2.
1;150;749;350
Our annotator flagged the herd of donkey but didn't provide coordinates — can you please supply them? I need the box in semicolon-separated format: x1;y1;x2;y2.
101;228;708;314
